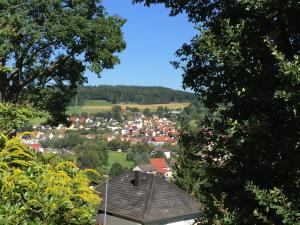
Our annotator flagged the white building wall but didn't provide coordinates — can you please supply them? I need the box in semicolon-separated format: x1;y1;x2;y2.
163;151;171;159
96;214;196;225
165;219;195;225
96;214;141;225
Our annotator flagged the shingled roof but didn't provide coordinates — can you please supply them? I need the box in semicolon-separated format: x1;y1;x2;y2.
96;172;201;224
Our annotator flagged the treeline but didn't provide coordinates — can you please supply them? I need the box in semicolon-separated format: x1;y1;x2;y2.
70;85;196;105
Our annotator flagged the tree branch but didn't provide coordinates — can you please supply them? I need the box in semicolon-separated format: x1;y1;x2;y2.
21;55;72;89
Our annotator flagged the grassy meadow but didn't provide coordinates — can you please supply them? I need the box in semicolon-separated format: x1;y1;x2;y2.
67;100;190;115
107;151;134;170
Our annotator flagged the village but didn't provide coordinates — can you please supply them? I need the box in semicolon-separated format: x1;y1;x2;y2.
20;110;182;179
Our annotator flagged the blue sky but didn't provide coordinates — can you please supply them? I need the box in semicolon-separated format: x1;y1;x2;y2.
86;0;197;90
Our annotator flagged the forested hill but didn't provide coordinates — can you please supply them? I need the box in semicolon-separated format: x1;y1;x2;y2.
71;85;196;105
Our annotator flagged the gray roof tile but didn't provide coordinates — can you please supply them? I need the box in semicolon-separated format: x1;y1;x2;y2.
96;172;201;223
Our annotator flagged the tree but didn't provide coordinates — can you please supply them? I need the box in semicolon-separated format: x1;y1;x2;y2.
40;132;85;150
109;162;127;177
0;133;100;224
135;0;300;224
0;103;46;135
246;183;300;225
0;0;125;123
112;105;123;122
127;142;153;165
162;143;180;154
156;106;164;118
152;150;165;159
70;85;196;105
107;139;130;151
81;112;89;118
127;107;140;112
75;140;108;173
143;108;151;117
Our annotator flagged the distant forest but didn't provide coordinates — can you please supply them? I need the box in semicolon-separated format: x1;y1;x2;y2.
70;85;196;105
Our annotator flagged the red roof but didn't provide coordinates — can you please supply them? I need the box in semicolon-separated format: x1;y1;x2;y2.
167;139;177;144
27;143;41;152
150;158;168;174
153;136;169;143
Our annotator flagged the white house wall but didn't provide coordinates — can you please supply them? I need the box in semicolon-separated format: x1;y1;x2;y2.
164;152;171;159
145;218;196;225
96;214;196;225
165;219;195;225
96;214;141;225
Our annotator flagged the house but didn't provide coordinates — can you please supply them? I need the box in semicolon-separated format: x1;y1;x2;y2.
107;136;116;142
96;171;200;225
86;134;96;139
133;164;156;174
121;128;129;135
150;158;173;178
171;110;181;114
166;138;177;145
148;136;170;146
134;118;143;129
27;143;43;153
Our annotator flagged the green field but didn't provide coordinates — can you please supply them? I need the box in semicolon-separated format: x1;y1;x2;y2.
67;100;113;115
67;100;190;115
84;100;112;106
107;151;134;170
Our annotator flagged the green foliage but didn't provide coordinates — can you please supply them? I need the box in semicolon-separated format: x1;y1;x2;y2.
41;132;85;150
182;100;220;122
0;103;46;135
173;136;203;200
200;194;240;225
107;151;134;171
112;105;123;122
127;142;153;165
143;108;152;116
109;162;128;177
74;140;108;173
0;0;125;124
84;100;112;106
152;151;165;159
126;106;141;112
0;133;100;224
135;0;300;224
156;106;164;117
69;85;196;105
107;139;130;151
246;183;300;225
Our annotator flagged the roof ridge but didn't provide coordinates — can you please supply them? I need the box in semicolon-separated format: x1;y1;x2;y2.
142;175;156;222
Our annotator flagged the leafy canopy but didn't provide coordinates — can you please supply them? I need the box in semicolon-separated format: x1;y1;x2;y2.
0;103;47;135
0;0;125;123
135;0;300;224
74;140;109;173
127;142;153;165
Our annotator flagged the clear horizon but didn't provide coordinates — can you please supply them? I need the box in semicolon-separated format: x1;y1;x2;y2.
85;0;197;91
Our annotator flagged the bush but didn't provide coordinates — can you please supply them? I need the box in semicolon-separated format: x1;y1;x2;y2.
0;133;100;224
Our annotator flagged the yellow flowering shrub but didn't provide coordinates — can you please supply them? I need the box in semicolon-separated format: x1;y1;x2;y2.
0;134;100;224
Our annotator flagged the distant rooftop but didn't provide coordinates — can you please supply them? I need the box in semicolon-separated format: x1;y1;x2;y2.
96;172;201;224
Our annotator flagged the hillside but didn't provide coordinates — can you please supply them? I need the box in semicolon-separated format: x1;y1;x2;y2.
70;85;196;105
